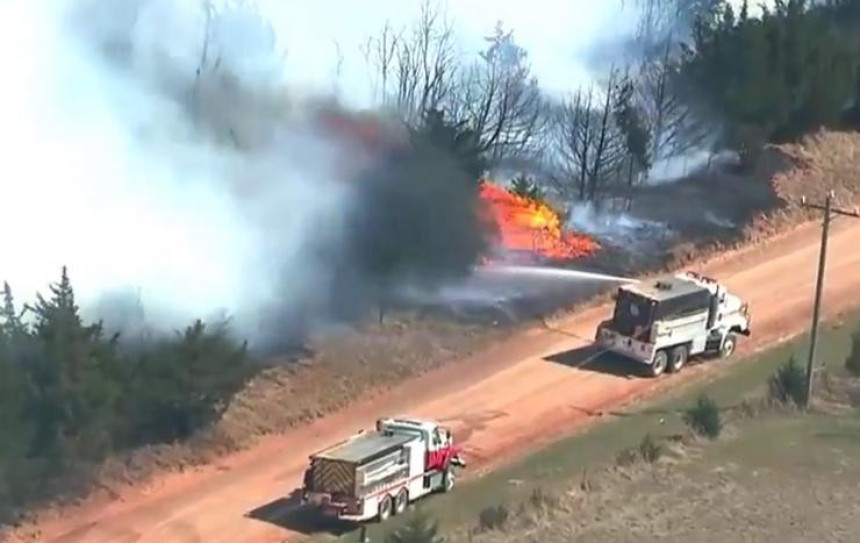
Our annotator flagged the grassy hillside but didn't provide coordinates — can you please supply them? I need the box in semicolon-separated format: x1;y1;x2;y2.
344;311;860;543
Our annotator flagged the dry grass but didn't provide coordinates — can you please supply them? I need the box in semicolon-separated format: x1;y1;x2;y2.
451;385;860;543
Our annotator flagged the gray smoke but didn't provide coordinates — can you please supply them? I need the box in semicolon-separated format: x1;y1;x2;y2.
0;0;493;352
0;0;354;347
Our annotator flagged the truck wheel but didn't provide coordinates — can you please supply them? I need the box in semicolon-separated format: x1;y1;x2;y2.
649;350;668;377
720;334;737;358
378;495;393;522
394;488;409;515
667;345;689;373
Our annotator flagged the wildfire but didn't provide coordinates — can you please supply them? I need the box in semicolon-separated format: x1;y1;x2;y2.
478;180;598;261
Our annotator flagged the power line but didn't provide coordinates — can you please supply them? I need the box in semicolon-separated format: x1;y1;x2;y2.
799;191;860;408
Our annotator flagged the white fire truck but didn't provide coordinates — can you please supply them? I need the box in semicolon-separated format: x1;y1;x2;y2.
595;271;751;377
301;416;466;522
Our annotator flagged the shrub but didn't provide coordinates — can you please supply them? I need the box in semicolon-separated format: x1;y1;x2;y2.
615;447;639;467
478;504;510;531
768;355;808;406
638;433;664;463
386;514;443;543
683;394;723;439
528;486;559;510
845;330;860;377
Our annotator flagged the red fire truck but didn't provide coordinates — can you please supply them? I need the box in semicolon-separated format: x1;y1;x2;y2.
301;416;466;522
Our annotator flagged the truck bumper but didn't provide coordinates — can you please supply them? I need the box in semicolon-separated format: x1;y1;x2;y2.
596;329;655;364
303;491;362;518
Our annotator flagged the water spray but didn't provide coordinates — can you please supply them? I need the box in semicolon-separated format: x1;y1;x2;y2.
476;264;638;284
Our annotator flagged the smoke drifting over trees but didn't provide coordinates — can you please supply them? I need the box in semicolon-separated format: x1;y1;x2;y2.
0;0;492;351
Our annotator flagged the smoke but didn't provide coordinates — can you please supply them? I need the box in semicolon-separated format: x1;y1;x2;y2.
566;200;671;253
0;0;488;352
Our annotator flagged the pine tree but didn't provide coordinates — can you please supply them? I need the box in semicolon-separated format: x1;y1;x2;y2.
0;283;32;519
25;267;121;462
509;174;545;200
385;515;444;543
122;319;249;445
680;0;856;149
613;76;652;198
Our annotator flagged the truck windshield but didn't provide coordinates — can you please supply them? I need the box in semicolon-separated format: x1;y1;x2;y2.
611;290;656;337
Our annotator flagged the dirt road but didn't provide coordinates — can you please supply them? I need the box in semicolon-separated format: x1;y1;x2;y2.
17;220;860;543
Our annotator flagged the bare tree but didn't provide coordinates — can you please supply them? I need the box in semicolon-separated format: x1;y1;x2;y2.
362;0;459;126
635;41;706;166
550;73;628;203
331;40;345;97
587;70;628;201
551;88;594;200
452;23;547;166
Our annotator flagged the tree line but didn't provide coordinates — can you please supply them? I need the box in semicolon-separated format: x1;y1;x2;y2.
360;0;860;206
0;269;251;523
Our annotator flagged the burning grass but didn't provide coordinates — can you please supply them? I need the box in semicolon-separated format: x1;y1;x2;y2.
478;180;599;261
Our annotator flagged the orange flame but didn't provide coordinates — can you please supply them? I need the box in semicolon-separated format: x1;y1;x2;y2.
479;180;598;261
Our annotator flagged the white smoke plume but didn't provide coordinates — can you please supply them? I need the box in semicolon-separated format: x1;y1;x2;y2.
0;0;353;346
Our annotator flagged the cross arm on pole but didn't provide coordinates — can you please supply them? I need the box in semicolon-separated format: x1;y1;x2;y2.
800;193;860;218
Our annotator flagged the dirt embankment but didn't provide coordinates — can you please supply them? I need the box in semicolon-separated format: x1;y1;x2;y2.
10;130;860;529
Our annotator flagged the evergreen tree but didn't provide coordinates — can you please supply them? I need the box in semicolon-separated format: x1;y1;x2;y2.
414;108;487;183
0;282;33;521
385;515;444;543
122;320;249;444
25;267;121;463
509;174;545;200
680;0;856;150
613;76;652;192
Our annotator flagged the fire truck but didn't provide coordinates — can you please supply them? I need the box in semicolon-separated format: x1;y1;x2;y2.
595;271;751;377
301;417;466;522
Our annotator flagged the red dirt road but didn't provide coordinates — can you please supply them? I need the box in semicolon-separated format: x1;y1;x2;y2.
15;220;860;543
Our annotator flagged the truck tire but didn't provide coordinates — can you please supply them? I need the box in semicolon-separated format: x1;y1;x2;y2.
649;350;668;377
394;488;409;515
720;333;737;358
378;495;393;522
667;345;689;373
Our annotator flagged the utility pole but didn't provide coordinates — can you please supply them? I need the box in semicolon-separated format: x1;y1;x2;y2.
799;191;860;407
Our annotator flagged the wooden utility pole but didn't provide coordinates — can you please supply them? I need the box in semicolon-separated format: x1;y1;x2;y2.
799;191;860;407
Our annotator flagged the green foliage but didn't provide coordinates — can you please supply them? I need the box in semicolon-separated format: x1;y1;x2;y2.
844;329;860;376
683;394;723;439
509;174;545;200
681;0;858;151
413;108;486;183
0;269;250;521
477;503;510;531
613;76;652;184
121;320;249;445
386;514;445;543
768;355;808;406
349;107;491;292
